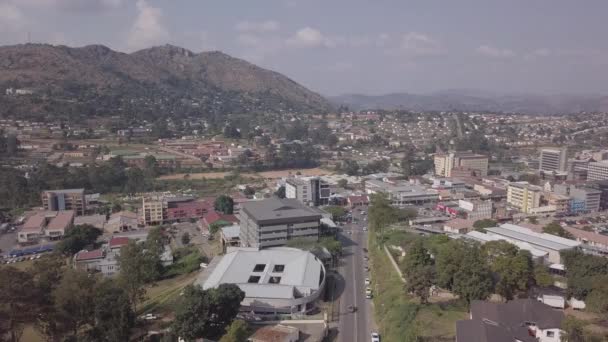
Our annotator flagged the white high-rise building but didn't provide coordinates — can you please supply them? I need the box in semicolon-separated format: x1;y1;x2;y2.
539;148;567;173
588;160;608;181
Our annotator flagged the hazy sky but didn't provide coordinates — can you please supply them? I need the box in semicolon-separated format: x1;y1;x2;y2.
1;0;607;96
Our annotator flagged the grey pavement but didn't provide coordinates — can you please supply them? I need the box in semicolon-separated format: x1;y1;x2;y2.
337;206;375;342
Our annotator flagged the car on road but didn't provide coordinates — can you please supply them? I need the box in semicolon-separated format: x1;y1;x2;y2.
347;305;357;313
365;278;370;285
364;255;369;261
363;226;368;231
371;332;380;342
365;288;373;299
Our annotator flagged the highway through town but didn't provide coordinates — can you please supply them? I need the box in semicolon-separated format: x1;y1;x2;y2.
337;206;374;342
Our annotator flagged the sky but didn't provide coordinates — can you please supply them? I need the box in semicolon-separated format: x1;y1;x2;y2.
1;0;607;96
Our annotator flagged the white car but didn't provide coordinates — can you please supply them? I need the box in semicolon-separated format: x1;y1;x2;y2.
363;227;368;231
365;278;370;285
365;287;373;299
371;332;380;342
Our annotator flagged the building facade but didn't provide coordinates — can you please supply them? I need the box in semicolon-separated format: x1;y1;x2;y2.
285;177;330;206
506;182;542;213
434;152;489;177
588;160;608;181
239;199;321;249
42;189;86;216
458;199;492;220
539;148;567;173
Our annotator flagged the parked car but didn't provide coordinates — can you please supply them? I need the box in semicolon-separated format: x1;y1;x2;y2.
371;332;380;342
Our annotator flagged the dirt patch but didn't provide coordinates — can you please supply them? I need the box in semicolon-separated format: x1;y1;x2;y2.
158;168;331;181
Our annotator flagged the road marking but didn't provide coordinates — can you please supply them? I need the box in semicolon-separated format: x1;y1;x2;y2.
351;242;358;342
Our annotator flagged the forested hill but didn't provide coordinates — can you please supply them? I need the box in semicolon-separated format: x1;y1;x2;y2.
0;44;332;121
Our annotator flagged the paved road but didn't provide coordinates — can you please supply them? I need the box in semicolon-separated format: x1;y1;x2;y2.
337;206;374;342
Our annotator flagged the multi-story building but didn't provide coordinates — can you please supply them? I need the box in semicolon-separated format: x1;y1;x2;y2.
434;152;488;177
239;198;322;249
588;180;608;211
141;196;166;225
554;184;601;213
539;148;567;173
506;182;542;213
285;177;330;206
42;189;86;216
458;199;492;220
588;160;608;181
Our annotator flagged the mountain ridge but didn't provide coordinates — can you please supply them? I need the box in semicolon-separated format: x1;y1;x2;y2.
0;43;332;119
330;91;608;114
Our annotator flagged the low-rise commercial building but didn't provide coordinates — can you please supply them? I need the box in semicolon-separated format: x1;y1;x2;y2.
458;199;492;220
18;210;75;244
197;247;326;314
239;199;321;249
485;223;580;264
365;179;439;205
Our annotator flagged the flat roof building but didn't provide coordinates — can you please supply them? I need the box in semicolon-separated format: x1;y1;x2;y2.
588;160;608;181
365;179;439;205
539;148;567;173
42;189;86;216
197;247;326;314
485;223;580;264
239;198;322;249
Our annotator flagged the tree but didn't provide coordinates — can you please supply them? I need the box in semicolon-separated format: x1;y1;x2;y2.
173;284;245;341
117;241;159;307
534;264;554;288
453;245;493;305
561;249;608;300
182;232;191;245
543;222;574;239
400;157;412;178
560;317;586;342
337;179;348;189
6;134;18;156
402;240;435;303
0;267;40;342
323;205;347;221
368;193;397;239
30;255;66;340
341;159;360;176
473;219;498;232
91;279;135;342
219;320;249;342
56;224;102;255
492;250;534;300
243;186;255;197
144;155;160;178
274;185;286;199
214;195;234;215
52;269;97;338
124;167;146;194
435;240;468;290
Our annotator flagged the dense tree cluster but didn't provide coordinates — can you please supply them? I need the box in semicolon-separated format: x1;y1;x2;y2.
0;257;134;342
0;157;161;209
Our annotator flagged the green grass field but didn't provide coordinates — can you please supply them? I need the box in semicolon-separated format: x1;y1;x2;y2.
369;232;468;341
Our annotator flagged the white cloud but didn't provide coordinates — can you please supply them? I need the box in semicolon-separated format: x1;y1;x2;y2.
235;20;280;33
398;32;443;56
476;45;516;58
286;27;334;48
126;0;169;51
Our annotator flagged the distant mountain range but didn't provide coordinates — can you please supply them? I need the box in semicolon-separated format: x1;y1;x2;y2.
0;44;332;119
329;90;608;114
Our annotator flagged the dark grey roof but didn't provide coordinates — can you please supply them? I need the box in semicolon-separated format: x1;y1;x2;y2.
456;319;526;342
470;299;564;330
241;198;321;224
